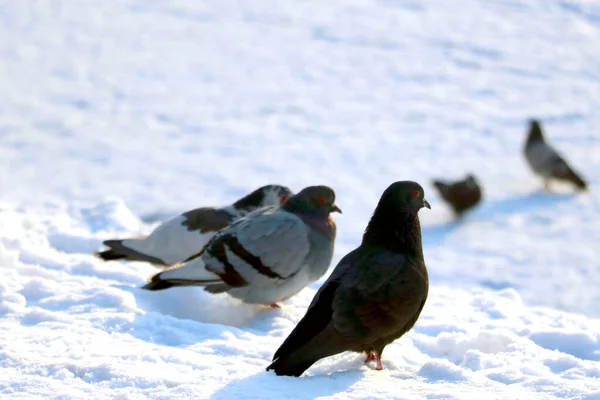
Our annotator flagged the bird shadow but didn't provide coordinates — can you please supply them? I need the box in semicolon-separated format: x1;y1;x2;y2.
421;190;576;247
107;283;363;399
209;369;364;400
111;282;282;347
470;190;576;220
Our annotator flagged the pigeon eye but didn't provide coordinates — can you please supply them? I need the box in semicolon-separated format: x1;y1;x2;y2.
280;195;288;202
317;196;326;204
413;191;420;197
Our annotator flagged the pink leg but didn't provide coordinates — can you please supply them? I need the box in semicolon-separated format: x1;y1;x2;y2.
269;303;281;308
364;352;375;363
375;353;384;371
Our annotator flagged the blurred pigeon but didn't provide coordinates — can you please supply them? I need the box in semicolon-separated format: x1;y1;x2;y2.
95;185;293;267
267;181;430;376
141;185;341;307
524;119;587;191
433;174;482;215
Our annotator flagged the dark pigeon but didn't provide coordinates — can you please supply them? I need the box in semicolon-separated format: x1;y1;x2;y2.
95;185;293;267
267;181;430;376
141;185;341;308
524;119;587;191
433;174;482;215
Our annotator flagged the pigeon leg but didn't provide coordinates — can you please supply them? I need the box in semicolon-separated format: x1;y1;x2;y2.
269;303;281;308
375;353;384;371
543;180;551;192
364;352;375;363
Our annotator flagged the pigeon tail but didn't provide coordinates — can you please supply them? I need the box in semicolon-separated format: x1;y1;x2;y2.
267;336;350;377
141;278;176;291
97;239;169;266
266;356;316;377
565;168;587;190
432;180;448;194
141;277;218;291
141;257;222;291
95;248;127;261
553;161;588;191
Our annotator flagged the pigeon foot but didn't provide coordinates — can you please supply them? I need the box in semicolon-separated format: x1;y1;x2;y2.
375;354;384;371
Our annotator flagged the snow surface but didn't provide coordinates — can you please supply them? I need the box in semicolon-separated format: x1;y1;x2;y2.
1;0;600;398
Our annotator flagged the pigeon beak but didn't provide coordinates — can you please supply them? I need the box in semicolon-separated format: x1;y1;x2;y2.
330;204;342;214
422;199;431;210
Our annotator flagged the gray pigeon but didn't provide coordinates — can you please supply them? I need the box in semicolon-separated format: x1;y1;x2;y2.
524;119;587;191
267;181;430;376
433;174;482;215
141;185;341;307
95;185;293;267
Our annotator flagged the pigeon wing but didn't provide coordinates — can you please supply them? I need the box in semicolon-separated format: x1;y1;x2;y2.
203;208;312;283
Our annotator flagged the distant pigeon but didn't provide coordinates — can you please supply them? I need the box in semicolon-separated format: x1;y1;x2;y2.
524;119;587;191
95;185;293;267
141;185;341;307
432;174;482;215
267;181;430;376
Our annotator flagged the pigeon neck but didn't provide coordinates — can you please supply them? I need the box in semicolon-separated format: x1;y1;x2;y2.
283;202;334;235
281;200;300;215
362;208;424;257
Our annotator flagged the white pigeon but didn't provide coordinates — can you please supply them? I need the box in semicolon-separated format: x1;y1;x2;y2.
95;184;293;267
141;185;341;307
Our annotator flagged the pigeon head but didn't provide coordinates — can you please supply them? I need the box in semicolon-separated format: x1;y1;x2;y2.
363;181;429;254
464;174;478;188
380;181;431;214
283;185;342;217
261;185;294;207
527;119;544;143
233;185;294;211
432;179;447;192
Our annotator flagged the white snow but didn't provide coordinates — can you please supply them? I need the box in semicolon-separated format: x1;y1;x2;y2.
1;0;600;398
